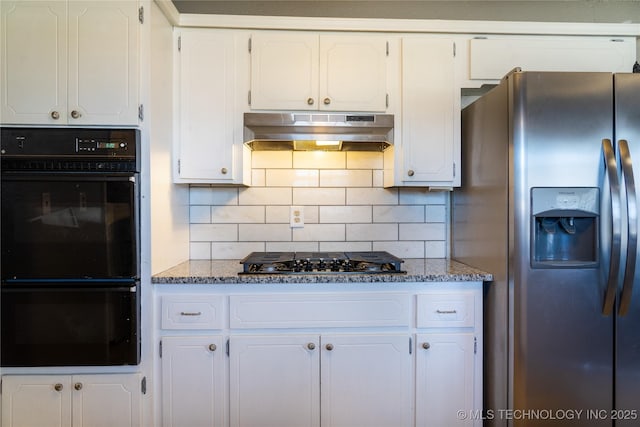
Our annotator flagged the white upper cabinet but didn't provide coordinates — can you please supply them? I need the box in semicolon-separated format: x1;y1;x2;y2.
468;36;636;81
386;37;458;188
1;0;140;125
175;28;250;185
250;31;388;112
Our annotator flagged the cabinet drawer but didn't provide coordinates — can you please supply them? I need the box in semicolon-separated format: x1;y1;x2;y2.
161;296;225;330
416;292;475;328
229;293;411;329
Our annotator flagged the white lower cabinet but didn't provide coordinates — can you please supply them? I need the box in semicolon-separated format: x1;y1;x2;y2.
229;333;412;427
229;334;320;427
161;336;226;427
415;333;476;426
415;290;482;427
1;373;142;427
158;285;482;427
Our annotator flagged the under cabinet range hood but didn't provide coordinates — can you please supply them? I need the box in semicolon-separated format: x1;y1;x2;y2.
243;113;394;151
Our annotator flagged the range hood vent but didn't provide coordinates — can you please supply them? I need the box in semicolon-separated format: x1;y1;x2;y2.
243;113;394;151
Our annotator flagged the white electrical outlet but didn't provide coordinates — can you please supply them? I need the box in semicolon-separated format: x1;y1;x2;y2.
290;206;304;228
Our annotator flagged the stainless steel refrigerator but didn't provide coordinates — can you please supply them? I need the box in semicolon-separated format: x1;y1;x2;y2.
452;71;640;426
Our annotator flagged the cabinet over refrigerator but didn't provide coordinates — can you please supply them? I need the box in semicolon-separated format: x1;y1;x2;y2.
452;70;640;426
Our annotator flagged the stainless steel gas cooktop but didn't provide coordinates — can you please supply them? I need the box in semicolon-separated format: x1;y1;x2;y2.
240;251;406;275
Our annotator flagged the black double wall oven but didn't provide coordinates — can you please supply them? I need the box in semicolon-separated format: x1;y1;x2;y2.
1;127;140;367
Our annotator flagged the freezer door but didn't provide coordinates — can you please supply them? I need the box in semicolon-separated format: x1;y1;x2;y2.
614;73;640;426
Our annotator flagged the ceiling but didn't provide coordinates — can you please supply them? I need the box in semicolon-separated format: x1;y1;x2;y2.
170;1;640;23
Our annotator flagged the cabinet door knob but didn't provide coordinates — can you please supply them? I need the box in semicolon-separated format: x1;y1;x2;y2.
407;170;415;177
209;344;217;352
70;110;82;119
54;383;63;392
221;167;228;175
307;343;316;350
50;111;60;120
422;342;431;350
74;382;83;391
307;97;315;105
323;97;331;105
325;343;334;351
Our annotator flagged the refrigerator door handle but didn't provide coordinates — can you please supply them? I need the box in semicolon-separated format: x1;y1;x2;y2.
618;139;637;316
602;138;622;316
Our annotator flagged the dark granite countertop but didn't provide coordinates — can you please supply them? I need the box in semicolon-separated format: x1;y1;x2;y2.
151;258;492;284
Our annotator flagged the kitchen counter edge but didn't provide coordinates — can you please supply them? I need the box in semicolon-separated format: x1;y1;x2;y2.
151;258;493;285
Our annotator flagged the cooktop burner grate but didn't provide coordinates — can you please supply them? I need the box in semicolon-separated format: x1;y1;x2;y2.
239;251;405;275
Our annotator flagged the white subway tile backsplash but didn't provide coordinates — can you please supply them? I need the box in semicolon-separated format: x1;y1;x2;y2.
319;241;373;252
190;242;211;260
293;224;345;242
399;223;446;241
251;169;266;186
266;169;319;187
267;241;319;252
252;151;293;168
190;224;237;241
211;205;264;223
399;188;448;205
346;187;398;205
212;242;265;259
373;205;424;223
293;188;345;205
239;224;291;242
347;223;398;241
190;186;238;205
294;151;345;169
373;241;425;258
346;152;383;170
239;187;292;205
320;206;372;223
320;170;372;187
426;205;447;222
189;205;211;224
265;206;290;223
425;241;447;258
188;158;451;260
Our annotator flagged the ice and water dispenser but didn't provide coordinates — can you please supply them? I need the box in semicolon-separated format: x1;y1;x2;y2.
531;187;599;268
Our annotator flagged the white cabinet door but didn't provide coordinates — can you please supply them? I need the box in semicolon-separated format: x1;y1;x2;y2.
250;32;388;112
398;37;456;186
469;36;636;81
1;374;141;427
0;1;67;125
320;334;412;427
229;334;321;427
250;31;319;110
177;29;247;184
161;336;226;427
415;333;476;427
0;0;139;125
72;374;142;427
67;1;139;125
319;35;388;112
1;375;72;427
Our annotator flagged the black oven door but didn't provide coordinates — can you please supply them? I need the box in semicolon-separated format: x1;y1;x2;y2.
1;174;138;281
1;283;140;367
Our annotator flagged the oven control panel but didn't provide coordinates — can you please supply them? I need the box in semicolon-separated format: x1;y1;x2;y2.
77;138;130;154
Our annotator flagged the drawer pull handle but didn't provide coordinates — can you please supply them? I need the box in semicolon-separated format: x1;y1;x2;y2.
436;309;457;314
180;311;202;316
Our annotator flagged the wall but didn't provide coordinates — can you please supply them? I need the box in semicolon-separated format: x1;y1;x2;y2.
188;151;448;259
